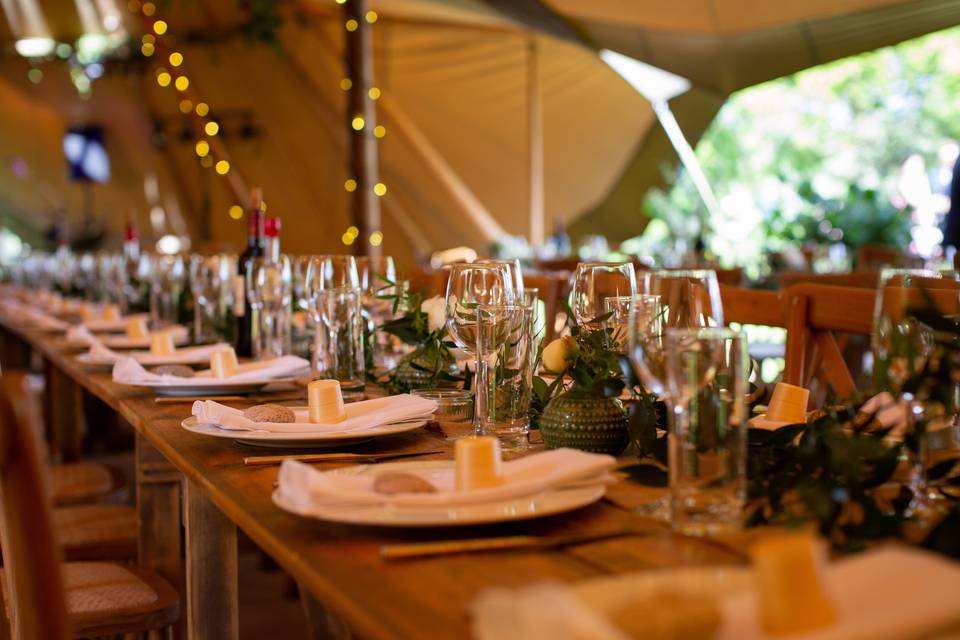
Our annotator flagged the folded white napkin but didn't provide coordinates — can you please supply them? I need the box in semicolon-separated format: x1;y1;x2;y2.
278;448;617;509
113;354;310;384
88;341;123;362
66;325;97;346
192;393;437;434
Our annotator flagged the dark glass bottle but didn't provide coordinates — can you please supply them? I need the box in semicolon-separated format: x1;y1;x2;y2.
235;188;265;357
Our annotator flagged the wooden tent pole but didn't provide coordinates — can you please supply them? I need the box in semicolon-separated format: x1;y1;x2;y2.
344;0;382;257
527;35;544;248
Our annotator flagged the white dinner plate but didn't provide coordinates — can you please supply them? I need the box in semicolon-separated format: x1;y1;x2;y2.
181;415;430;448
119;378;299;396
272;460;607;527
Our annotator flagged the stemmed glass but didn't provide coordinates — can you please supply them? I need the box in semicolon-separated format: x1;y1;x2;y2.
627;269;724;519
304;256;362;387
570;262;637;326
481;259;525;294
357;256;404;369
245;255;293;359
444;263;517;434
629;270;724;399
148;254;187;329
872;268;959;517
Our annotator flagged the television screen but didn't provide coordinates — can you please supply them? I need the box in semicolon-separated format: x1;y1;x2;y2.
64;126;110;183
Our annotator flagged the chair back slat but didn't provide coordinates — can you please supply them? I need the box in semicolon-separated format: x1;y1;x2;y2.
0;373;70;640
719;286;786;327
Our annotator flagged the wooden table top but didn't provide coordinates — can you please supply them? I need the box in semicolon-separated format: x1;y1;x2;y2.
1;317;750;640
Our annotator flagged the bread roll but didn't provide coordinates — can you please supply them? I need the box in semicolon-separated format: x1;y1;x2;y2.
151;365;195;378
373;472;437;495
244;404;297;423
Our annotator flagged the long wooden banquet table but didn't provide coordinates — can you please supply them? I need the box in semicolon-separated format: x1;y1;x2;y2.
0;316;750;639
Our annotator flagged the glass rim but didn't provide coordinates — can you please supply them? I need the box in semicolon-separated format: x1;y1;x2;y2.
645;268;719;278
575;261;635;268
410;388;471;400
664;327;742;339
605;293;660;302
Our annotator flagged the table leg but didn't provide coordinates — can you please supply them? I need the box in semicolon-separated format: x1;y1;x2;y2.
298;585;352;640
184;478;239;640
43;360;83;462
136;434;184;639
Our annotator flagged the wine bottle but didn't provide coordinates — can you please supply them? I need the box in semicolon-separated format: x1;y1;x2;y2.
235;188;265;357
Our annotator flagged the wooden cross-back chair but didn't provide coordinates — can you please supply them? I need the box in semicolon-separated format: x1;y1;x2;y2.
783;282;960;402
0;372;179;639
779;270;881;289
719;286;787;328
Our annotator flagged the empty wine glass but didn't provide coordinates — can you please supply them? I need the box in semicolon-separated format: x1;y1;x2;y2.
305;255;360;380
627;269;724;520
629;270;724;399
480;259;525;294
873;268;960;517
570;262;637;326
190;254;235;343
444;262;516;433
246;255;293;358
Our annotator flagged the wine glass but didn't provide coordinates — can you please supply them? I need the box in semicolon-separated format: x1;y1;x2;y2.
570;262;637;326
304;255;360;377
444;262;517;433
629;270;724;399
480;259;525;294
245;255;293;358
627;270;723;519
872;268;959;516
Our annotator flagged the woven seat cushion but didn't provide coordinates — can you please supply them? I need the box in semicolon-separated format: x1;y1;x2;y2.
62;562;159;616
53;505;136;548
51;463;115;504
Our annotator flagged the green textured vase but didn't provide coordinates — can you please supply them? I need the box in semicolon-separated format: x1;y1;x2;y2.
540;393;630;455
394;352;459;390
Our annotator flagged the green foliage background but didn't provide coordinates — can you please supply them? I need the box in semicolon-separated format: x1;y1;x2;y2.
643;25;960;274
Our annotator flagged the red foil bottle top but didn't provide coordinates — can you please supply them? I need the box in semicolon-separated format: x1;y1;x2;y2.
265;216;280;238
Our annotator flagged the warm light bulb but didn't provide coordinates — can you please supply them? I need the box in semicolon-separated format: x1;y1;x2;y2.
168;52;183;66
200;155;214;168
156;71;171;86
373;182;387;196
370;231;383;246
204;121;219;136
142;2;155;16
345;19;358;31
344;179;357;192
373;125;386;138
342;232;354;245
228;205;243;219
215;160;230;175
347;226;359;237
153;20;167;35
368;87;380;100
141;42;155;56
179;99;193;113
365;11;378;23
195;140;209;157
195;102;209;116
141;34;155;44
351;116;365;130
340;78;352;91
174;76;189;91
